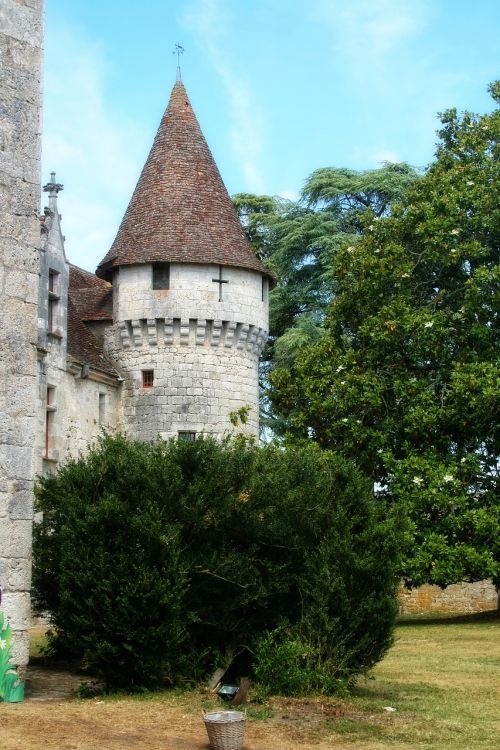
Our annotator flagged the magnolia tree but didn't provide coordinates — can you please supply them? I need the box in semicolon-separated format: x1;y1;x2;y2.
269;84;500;588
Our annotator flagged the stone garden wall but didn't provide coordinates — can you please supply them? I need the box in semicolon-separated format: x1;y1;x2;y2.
399;579;498;616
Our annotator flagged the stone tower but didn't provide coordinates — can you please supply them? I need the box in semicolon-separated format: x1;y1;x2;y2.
96;80;271;440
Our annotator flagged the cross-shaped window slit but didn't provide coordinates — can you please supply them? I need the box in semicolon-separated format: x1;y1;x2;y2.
212;265;228;301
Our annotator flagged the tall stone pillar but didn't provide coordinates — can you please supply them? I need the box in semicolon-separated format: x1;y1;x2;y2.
0;0;44;666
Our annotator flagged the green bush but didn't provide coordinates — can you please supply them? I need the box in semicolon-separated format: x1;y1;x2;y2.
33;435;400;693
33;437;187;691
253;624;347;697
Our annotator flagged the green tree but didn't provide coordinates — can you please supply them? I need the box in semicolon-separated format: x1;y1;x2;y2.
234;163;419;431
269;84;500;587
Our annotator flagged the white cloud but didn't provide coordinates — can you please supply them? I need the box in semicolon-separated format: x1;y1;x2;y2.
42;23;145;271
182;0;267;193
314;0;429;53
312;0;430;87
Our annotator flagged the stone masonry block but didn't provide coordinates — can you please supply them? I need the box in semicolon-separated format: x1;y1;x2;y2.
0;444;35;480
179;320;190;345
0;518;33;558
4;557;31;590
147;319;157;345
8;482;33;520
1;591;31;630
9;629;29;668
0;1;44;47
131;320;143;347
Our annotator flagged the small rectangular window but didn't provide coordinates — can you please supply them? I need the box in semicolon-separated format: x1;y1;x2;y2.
48;299;56;331
142;370;154;388
98;393;106;424
153;263;170;290
48;270;60;332
45;387;56;458
48;271;56;293
178;431;196;441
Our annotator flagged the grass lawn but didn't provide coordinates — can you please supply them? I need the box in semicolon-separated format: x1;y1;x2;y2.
0;614;498;749
348;614;500;749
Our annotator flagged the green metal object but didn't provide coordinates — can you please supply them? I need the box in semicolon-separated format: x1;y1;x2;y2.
0;612;25;702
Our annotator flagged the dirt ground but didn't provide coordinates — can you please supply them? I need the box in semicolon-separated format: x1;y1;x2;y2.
0;684;349;750
1;656;350;750
1;616;499;750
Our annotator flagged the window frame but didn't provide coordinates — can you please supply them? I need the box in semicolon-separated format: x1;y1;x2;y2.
45;386;56;458
47;270;60;333
152;262;170;290
142;370;154;389
178;431;196;442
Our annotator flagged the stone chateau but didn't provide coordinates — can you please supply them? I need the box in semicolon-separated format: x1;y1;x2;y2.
1;0;271;667
1;1;496;671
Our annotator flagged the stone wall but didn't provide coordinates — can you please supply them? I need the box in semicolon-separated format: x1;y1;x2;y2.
114;262;269;331
109;340;260;440
399;579;498;616
108;262;268;440
0;0;44;666
35;363;121;475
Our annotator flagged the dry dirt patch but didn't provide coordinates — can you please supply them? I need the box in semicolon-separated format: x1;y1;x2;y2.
0;696;347;750
1;666;349;750
1;617;498;750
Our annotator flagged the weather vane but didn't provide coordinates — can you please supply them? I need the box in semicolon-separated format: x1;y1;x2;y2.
173;43;185;81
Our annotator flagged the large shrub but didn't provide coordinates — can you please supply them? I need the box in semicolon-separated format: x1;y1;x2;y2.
33;435;401;692
33;437;186;690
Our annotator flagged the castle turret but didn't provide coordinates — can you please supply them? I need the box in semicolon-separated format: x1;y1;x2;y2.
97;80;271;440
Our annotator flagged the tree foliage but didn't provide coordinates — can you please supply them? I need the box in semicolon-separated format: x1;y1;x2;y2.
269;85;500;587
234;163;419;431
33;435;400;692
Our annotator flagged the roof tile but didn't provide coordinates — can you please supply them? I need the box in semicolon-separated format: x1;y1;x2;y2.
67;299;118;377
67;264;116;376
96;81;270;280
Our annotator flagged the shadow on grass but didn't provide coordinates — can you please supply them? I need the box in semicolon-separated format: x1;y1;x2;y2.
352;678;443;704
397;609;499;627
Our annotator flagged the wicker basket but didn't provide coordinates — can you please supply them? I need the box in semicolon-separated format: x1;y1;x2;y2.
203;710;247;750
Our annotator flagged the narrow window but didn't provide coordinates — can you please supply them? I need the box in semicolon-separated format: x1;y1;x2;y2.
142;370;154;388
152;263;170;290
48;270;59;332
45;387;55;458
48;299;57;331
98;393;106;424
262;276;268;302
178;431;196;441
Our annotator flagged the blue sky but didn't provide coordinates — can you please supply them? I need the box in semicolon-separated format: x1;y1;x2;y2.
42;0;499;272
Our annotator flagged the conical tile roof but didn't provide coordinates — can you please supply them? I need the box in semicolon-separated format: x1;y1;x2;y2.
97;81;269;280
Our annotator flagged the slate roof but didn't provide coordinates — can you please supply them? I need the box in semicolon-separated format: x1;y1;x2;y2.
96;80;270;281
69;265;113;322
70;264;111;290
67;265;117;377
